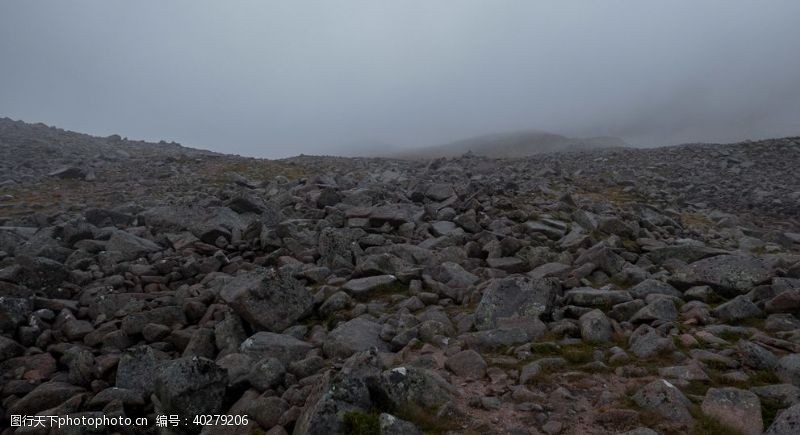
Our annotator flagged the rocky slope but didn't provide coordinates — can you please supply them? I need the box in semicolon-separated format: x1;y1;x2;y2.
395;130;628;159
2;119;800;434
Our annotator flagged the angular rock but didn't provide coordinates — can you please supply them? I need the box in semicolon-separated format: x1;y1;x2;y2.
379;413;423;435
220;268;313;332
630;298;678;323
579;309;613;343
381;366;456;410
629;279;682;299
154;356;227;432
766;403;800;435
105;230;161;260
342;275;398;300
445;349;487;379
714;295;762;322
673;255;771;296
116;345;161;394
474;276;560;330
240;332;313;365
632;379;693;429
777;354;800;386
701;387;762;435
629;324;675;358
323;317;388;358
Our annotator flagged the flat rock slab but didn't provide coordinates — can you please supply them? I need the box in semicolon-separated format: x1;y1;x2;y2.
342;275;398;300
240;332;313;365
323;317;388;358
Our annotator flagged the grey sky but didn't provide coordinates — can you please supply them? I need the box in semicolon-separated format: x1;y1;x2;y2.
1;1;799;158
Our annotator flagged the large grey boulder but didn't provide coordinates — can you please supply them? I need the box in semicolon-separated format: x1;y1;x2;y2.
342;275;398;300
294;350;383;435
777;354;800;386
750;384;800;409
737;340;778;370
574;242;626;274
646;244;728;264
154;356;227;433
672;255;772;297
701;387;762;435
0;297;32;331
8;381;85;416
140;205;247;243
579;309;613;343
220;268;313;332
2;255;69;295
474;276;560;330
318;227;365;271
628;279;682;299
632;379;693;430
713;295;762;322
445;349;487;379
247;357;285;391
425;183;456;201
381;366;456;410
116;345;161;394
105;230;161;260
462;323;545;351
323;317;389;359
766;403;800;435
423;261;480;300
629;324;675;358
240;331;313;365
630;298;678;323
379;413;423;435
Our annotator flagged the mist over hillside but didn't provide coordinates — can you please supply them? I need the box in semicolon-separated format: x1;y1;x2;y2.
3;1;800;433
393;130;629;159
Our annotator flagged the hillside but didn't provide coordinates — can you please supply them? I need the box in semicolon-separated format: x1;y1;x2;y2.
395;130;629;159
1;119;800;434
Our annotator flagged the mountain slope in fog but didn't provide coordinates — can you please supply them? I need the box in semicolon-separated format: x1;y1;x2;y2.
396;130;629;159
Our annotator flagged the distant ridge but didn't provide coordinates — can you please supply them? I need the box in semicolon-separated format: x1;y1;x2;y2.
394;129;629;159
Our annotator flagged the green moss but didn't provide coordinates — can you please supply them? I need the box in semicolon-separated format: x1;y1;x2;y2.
561;344;594;365
394;405;459;435
749;370;780;386
761;396;783;430
691;412;746;435
702;359;734;372
343;411;380;435
530;341;560;355
716;329;747;342
683;380;711;397
732;317;766;329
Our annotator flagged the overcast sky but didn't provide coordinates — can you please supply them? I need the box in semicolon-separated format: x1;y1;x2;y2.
1;1;799;157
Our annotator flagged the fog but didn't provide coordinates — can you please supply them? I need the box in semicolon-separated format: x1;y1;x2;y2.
1;1;799;158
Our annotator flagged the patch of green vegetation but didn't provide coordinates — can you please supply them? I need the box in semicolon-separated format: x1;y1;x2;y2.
395;405;460;435
760;397;783;430
731;317;766;329
691;411;746;435
530;341;598;365
360;281;411;300
561;343;595;365
681;213;714;231
716;329;747;342
683;380;711;397
702;359;734;372
622;239;640;253
343;411;380;435
530;341;560;355
749;369;780;386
